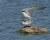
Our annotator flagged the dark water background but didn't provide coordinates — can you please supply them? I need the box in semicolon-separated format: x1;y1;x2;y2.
0;0;50;40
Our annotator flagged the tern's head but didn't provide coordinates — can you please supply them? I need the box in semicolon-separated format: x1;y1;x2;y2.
22;11;25;12
22;11;25;14
22;11;25;13
22;20;25;22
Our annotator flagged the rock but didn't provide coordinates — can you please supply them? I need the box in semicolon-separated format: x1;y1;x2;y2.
38;28;48;33
22;27;34;33
21;26;48;34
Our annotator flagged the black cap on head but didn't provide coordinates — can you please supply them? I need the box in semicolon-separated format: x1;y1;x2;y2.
22;20;25;22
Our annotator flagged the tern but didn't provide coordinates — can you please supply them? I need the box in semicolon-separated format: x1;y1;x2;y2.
22;6;46;27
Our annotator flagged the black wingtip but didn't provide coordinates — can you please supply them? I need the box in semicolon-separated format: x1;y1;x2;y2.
43;7;47;8
38;6;47;10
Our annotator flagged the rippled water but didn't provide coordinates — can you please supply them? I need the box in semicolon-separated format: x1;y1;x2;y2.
0;0;50;40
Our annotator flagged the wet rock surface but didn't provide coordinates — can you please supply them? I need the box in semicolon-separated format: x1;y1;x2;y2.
21;26;48;34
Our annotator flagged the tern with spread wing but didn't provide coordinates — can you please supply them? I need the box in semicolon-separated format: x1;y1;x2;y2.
22;6;46;27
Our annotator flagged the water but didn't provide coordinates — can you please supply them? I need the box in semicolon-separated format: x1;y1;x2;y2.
0;0;50;40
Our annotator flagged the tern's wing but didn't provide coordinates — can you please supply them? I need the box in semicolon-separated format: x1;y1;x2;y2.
29;6;46;13
23;6;46;17
23;6;46;16
24;17;33;24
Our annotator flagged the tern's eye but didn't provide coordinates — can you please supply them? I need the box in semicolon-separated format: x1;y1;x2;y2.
22;11;25;12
